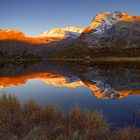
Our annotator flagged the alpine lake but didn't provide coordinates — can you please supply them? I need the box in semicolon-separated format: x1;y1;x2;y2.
0;60;140;128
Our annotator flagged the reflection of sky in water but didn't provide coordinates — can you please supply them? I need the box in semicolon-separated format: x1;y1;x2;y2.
1;79;140;128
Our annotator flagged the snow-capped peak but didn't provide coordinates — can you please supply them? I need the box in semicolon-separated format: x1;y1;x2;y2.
84;11;130;34
41;26;85;39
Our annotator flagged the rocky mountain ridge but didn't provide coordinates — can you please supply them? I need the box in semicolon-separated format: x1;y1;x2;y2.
79;11;140;48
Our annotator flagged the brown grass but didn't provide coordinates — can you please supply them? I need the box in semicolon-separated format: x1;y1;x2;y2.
111;127;140;140
0;95;140;140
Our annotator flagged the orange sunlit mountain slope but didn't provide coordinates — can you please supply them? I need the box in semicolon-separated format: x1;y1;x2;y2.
0;30;63;44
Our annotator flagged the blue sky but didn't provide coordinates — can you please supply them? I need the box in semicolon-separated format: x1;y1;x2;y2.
0;0;140;36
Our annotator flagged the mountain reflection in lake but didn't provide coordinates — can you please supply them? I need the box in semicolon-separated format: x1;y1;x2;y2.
0;61;140;127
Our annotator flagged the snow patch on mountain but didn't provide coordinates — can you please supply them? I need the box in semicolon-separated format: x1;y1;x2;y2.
41;26;85;39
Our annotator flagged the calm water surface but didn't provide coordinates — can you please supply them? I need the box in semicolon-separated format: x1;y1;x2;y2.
0;61;140;128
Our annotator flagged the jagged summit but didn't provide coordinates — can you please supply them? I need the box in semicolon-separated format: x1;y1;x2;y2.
84;11;132;34
91;11;128;22
79;11;140;48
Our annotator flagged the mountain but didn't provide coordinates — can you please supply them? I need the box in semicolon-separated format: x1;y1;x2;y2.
0;29;62;44
83;11;132;34
0;30;25;40
54;11;140;58
0;11;140;58
79;11;140;48
0;29;65;58
41;26;85;39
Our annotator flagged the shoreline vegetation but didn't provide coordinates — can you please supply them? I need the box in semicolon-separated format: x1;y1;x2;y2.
0;95;140;140
1;57;140;64
46;57;140;62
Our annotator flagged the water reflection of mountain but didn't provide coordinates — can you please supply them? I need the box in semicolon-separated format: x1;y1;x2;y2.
0;62;140;99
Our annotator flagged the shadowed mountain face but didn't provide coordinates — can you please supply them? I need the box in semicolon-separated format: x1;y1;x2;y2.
0;62;139;99
0;11;140;58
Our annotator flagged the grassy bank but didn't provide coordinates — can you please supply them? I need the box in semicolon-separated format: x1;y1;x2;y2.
0;95;140;140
